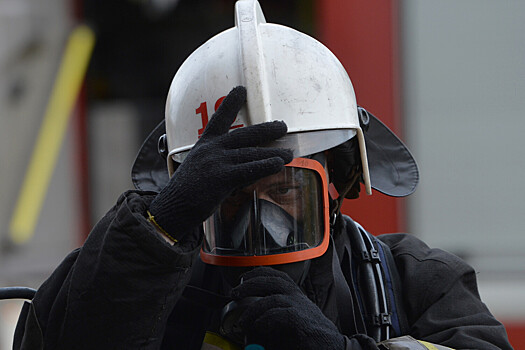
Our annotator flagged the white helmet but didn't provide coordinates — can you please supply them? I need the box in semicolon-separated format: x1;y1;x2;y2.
164;0;372;195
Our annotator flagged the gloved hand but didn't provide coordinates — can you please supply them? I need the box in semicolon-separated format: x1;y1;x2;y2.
149;86;293;242
231;267;346;350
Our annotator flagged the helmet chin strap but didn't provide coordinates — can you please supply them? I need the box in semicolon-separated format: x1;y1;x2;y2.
330;166;361;224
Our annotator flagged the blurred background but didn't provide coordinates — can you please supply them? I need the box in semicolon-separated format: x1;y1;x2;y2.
0;0;523;348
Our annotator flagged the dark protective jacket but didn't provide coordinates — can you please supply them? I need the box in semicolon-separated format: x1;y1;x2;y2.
13;190;512;349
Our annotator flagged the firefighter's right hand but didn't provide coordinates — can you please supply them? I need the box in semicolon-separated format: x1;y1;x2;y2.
148;86;293;243
231;267;346;350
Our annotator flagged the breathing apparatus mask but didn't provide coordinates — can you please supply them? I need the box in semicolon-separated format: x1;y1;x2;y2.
201;155;330;267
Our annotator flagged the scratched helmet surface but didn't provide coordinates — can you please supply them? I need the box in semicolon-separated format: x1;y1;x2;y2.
164;0;371;194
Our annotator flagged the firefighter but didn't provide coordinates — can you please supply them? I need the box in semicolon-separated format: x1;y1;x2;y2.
14;1;512;349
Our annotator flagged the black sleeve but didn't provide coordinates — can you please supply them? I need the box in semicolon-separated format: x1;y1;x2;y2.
14;190;201;350
378;233;513;350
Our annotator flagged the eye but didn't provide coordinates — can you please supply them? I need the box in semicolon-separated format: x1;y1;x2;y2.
268;184;302;204
270;185;295;196
277;187;292;195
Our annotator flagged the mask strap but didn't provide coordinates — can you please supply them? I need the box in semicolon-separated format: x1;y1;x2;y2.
305;152;327;167
330;166;360;223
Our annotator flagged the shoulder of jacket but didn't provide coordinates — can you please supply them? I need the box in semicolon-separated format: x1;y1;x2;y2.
377;233;470;271
377;232;479;310
341;217;475;286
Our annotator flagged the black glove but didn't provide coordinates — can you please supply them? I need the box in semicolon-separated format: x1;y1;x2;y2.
231;267;346;350
149;86;293;242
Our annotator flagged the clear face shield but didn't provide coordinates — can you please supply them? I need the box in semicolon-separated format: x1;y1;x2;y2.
201;157;330;266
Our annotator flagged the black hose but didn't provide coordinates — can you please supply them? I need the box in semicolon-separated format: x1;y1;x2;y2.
0;287;36;300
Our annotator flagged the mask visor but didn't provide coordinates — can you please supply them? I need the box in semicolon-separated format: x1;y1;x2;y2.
201;158;329;266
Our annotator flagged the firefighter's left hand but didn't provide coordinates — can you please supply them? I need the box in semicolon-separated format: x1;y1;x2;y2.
231;267;345;350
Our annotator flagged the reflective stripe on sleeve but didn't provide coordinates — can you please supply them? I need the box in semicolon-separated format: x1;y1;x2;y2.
378;335;454;350
202;332;241;350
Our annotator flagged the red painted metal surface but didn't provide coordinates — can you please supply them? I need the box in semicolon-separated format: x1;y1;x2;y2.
502;321;525;349
315;0;404;234
71;0;91;243
73;86;91;244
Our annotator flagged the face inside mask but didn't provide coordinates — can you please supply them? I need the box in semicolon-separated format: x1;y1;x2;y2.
201;157;330;266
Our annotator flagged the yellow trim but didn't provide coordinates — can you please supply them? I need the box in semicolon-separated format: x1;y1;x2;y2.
419;341;439;350
146;210;178;243
202;332;241;350
9;25;95;244
419;340;454;350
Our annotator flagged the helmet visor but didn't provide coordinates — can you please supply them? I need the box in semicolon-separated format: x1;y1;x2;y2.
201;158;329;266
